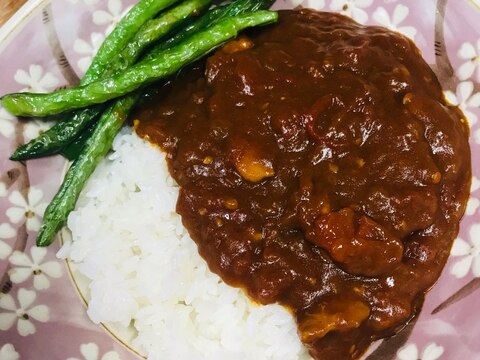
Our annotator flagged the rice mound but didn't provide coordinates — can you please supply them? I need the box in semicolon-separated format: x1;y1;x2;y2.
58;129;310;360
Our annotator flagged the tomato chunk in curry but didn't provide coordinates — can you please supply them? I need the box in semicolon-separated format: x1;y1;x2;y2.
134;10;471;359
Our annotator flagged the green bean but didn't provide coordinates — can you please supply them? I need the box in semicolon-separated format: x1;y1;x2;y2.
82;0;181;85
15;0;270;161
35;10;278;246
111;0;213;77
61;82;169;160
60;119;97;161
36;94;139;247
145;0;276;60
1;11;278;117
10;0;211;161
10;106;105;161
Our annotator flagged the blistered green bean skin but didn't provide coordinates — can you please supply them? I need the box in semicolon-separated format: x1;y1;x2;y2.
10;106;105;160
111;0;213;77
36;94;139;247
145;0;276;60
82;0;181;85
10;0;207;161
1;11;278;117
61;120;97;161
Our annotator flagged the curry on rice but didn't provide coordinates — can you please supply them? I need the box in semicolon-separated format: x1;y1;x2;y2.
135;9;471;359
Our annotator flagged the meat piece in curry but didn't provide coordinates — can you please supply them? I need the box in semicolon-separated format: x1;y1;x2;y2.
134;9;471;359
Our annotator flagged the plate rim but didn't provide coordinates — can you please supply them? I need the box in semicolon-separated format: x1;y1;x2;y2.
0;0;51;52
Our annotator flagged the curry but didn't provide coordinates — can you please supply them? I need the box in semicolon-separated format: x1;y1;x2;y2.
134;9;471;359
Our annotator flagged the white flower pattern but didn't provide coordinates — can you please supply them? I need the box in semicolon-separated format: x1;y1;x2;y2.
93;0;131;35
74;32;105;73
67;343;120;360
0;288;49;336
372;4;417;40
0;107;15;138
289;0;325;8
465;176;480;216
14;64;59;93
0;344;20;360
330;0;373;24
66;0;99;5
9;247;62;290
475;127;480;144
305;0;325;9
287;0;304;7
444;81;480;126
0;182;6;198
0;0;477;357
22;120;54;142
0;223;16;260
6;188;48;232
457;40;480;82
450;224;480;278
397;342;444;360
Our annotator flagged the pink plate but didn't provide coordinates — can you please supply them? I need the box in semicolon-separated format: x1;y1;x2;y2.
0;0;479;359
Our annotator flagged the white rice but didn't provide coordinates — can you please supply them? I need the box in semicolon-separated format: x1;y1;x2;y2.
58;128;310;360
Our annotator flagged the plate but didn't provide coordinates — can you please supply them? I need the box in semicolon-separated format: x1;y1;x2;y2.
0;0;479;359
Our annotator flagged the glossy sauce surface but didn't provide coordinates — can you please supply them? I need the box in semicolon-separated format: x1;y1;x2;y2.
134;10;471;359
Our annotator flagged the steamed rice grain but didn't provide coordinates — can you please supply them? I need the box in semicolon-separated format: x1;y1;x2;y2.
59;129;310;360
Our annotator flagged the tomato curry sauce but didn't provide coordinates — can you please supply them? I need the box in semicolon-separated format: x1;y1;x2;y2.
134;10;471;359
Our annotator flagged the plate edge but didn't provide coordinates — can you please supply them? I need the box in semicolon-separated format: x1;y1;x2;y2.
0;0;51;52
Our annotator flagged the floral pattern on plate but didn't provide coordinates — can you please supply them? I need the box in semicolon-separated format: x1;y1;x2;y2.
0;0;479;359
